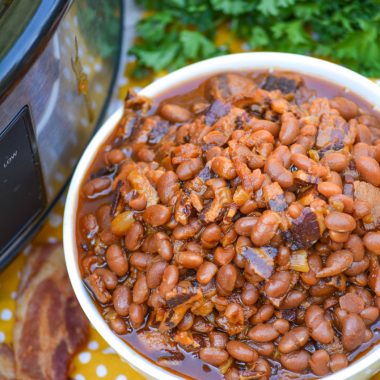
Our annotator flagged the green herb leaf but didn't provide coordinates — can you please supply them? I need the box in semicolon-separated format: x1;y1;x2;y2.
210;0;255;15
257;0;296;16
131;0;380;78
180;30;218;59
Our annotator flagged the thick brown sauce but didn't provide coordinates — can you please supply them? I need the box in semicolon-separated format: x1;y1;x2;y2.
76;71;380;380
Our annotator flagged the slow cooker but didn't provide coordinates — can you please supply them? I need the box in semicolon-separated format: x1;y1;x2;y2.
0;0;123;268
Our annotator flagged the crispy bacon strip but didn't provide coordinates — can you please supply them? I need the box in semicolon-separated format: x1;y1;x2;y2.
14;244;89;380
0;343;15;380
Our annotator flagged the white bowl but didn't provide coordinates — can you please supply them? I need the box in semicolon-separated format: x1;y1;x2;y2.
64;52;380;380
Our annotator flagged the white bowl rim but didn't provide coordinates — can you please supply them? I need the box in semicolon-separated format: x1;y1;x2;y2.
64;52;380;380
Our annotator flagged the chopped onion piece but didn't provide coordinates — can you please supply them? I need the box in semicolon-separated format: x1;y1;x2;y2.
290;250;310;272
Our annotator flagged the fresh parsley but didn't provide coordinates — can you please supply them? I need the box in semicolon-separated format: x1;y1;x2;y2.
130;0;380;78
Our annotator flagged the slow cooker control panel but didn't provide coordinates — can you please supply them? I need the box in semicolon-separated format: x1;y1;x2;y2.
0;107;46;257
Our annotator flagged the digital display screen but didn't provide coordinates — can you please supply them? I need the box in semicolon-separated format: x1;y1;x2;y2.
0;107;46;256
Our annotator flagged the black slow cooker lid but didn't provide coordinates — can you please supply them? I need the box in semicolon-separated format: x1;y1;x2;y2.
0;0;71;101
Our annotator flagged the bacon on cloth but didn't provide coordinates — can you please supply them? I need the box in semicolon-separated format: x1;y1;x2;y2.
0;343;15;380
14;244;89;380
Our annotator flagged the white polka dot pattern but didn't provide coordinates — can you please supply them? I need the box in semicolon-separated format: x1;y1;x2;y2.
96;365;108;378
1;309;12;321
79;352;91;364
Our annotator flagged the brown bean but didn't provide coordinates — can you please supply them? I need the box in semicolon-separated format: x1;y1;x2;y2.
176;251;203;269
158;239;173;261
199;347;229;366
276;246;291;267
83;177;111;197
128;194;147;211
133;275;149;304
264;271;291;298
265;158;294;188
353;142;380;161
309;350;330;376
355;156;380;186
325;212;356;232
196;261;218;285
339;293;365;314
94;268;118;290
234;217;257;236
130;252;152;271
96;204;112;230
109;315;128;335
137;146;155;162
317;250;353;278
221;227;238;247
251;210;279;246
330;353;348;373
248;324;279;342
113;286;132;316
273;319;290;334
159;265;179;296
357;123;374;143
159;103;192;123
364;231;380;255
317;181;342;198
305;305;334;344
271;145;291;167
330;230;350;243
287;202;303;219
279;112;299;145
129;303;146;328
330;97;358;120
291;153;315;172
157;171;180;205
323;152;349;172
239;199;258;214
226;341;258;363
214;245;235;266
280;290;306;309
216;264;237;295
278;327;309;353
345;234;364;261
110;211;135;236
105;148;125;165
211;156;237;179
329;194;354;213
290;143;306;155
251;119;280;136
369;270;380;295
353;200;371;219
146;261;167;288
251;304;274;324
280;350;310;373
201;223;223;244
81;213;98;237
106;245;129;277
177;311;194;331
342;313;366;351
176;158;203;180
344;256;369;276
124;222;144;251
173;218;202;240
360;307;379;326
241;283;259;305
143;205;171;226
